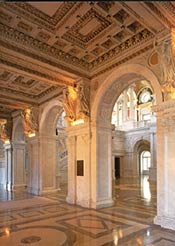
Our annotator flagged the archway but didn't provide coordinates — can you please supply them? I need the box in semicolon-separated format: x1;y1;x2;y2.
39;99;66;193
133;139;150;176
91;64;161;208
12;117;26;191
92;64;162;123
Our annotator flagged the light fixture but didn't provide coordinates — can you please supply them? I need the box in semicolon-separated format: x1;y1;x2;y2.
4;139;10;144
5;228;10;236
28;132;36;138
71;119;84;126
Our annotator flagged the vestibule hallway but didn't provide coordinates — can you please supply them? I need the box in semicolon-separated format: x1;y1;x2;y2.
0;177;174;246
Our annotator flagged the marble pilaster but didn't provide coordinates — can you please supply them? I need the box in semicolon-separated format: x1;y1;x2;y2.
153;100;175;230
27;135;58;195
12;141;26;191
4;143;13;191
66;122;114;209
149;124;157;182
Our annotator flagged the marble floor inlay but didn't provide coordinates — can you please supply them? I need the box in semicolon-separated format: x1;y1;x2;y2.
0;176;175;246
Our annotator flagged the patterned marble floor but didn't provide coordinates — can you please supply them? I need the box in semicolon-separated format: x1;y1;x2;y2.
0;176;175;246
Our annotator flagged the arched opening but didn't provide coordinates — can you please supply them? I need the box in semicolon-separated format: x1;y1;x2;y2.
39;99;68;194
91;64;161;209
12;118;27;191
140;150;151;175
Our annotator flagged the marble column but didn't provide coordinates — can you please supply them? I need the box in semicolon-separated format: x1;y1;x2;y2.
27;135;58;195
149;124;157;182
153;100;175;230
116;102;119;126
12;141;26;190
129;86;135;121
122;90;128;122
66;122;114;209
4;143;13;191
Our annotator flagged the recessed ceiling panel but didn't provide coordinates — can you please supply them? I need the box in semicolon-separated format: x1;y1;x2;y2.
28;2;62;16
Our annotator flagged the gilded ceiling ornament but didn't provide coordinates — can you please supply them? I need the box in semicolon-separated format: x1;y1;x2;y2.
21;107;38;136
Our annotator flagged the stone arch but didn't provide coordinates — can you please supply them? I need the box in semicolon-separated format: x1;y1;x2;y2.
133;139;150;175
39;98;66;192
12;116;25;142
40;98;63;136
91;64;162;124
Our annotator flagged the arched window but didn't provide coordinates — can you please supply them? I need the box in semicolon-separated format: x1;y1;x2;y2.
140;151;151;173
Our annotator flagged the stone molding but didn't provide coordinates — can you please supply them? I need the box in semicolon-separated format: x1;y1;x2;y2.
154;215;175;230
152;100;175;113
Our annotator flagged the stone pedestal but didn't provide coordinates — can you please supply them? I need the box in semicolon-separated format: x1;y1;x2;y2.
153;100;175;230
66;122;114;209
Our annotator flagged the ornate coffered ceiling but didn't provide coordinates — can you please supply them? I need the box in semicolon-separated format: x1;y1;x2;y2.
0;1;174;118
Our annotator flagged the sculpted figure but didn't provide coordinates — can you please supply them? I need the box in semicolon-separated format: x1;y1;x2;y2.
154;39;175;100
21;108;38;135
76;81;90;120
0;119;8;142
63;87;76;122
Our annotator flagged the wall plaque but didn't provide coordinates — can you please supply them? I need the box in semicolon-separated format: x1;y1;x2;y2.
77;160;84;176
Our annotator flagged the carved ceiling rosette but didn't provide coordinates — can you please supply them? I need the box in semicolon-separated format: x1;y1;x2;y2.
21;107;39;137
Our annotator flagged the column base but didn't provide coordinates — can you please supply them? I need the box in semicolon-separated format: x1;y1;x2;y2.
13;184;26;191
41;188;61;195
154;215;175;230
27;186;41;195
66;196;75;205
91;198;114;209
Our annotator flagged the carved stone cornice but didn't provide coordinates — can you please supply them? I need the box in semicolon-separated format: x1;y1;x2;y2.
0;23;89;71
90;29;154;72
0;40;88;78
0;58;71;88
119;2;157;34
144;2;175;28
1;2;77;30
92;44;153;78
152;100;175;113
159;2;175;18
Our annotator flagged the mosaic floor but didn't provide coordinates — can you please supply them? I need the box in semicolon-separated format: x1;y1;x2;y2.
0;176;175;246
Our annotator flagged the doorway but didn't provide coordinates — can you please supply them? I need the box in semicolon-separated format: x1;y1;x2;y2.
114;157;120;178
